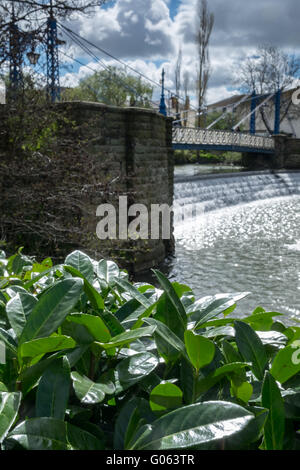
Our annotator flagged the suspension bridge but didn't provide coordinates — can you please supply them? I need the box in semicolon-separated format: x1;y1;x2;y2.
172;127;275;154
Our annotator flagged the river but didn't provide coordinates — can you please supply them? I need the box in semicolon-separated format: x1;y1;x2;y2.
158;166;300;324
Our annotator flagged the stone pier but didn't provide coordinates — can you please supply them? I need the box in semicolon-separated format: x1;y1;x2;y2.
242;135;300;170
0;102;175;273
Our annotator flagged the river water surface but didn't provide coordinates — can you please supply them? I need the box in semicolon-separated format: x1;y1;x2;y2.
162;167;300;324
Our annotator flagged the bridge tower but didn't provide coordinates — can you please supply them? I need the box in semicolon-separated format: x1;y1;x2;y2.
8;4;23;102
274;89;281;134
46;0;61;102
250;91;257;135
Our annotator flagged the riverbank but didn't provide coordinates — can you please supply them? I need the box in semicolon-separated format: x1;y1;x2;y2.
174;149;243;165
174;163;245;177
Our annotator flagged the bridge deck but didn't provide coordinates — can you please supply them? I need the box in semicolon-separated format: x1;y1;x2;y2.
172;127;275;154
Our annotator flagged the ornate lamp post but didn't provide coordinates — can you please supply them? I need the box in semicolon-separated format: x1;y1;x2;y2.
159;68;167;116
27;47;40;66
46;0;61;102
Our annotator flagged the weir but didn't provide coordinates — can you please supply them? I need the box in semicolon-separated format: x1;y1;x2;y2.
165;170;300;320
174;170;300;216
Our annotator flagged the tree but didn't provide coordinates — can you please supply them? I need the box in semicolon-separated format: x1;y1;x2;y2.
0;1;108;27
0;1;111;84
194;0;214;128
62;67;153;108
174;47;182;119
205;110;240;131
237;44;300;133
183;70;190;127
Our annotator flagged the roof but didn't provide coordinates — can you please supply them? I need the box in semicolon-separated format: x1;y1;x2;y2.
207;94;245;110
207;86;300;111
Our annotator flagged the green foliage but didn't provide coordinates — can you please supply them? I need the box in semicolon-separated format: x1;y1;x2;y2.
174;149;243;165
174;149;224;165
62;66;153;108
205;110;241;131
0;248;299;450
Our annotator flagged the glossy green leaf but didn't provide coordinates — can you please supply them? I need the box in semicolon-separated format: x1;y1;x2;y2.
222;340;242;363
114;278;152;309
63;265;104;310
65;251;94;284
18;347;88;396
117;352;159;388
270;341;300;383
188;293;250;328
71;372;112;404
6;418;68;450
95;325;156;350
66;422;104;450
200;318;235;328
19;335;76;359
243;312;283;331
231;380;253;403
256;330;287;349
130;401;254;450
61;320;96;345
184;330;215;371
114;399;141;450
97;259;120;285
36;358;71;420
19;278;84;344
153;270;187;329
0;328;17;354
155;293;185;340
115;299;140;323
150;383;183;411
5;416;103;450
7;251;32;275
262;371;285;450
23;267;56;290
0;392;22;444
196;362;251;397
282;391;300;419
66;313;111;343
41;257;53;268
98;309;125;337
144;318;188;362
224;407;268;450
234;321;268;380
180;358;196;405
6;292;37;338
0;383;8;392
131;302;157;330
202;326;235;338
114;397;153;450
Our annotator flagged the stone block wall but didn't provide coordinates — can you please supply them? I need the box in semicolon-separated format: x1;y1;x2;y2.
276;136;300;169
0;102;175;273
242;135;300;170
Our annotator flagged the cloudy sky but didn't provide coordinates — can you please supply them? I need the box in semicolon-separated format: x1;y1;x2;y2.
59;0;300;106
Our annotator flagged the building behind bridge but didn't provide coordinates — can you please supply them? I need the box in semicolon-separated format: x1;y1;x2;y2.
170;88;300;137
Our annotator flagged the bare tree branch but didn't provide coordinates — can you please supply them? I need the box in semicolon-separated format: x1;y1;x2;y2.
174;47;182;116
235;44;300;133
194;0;214;128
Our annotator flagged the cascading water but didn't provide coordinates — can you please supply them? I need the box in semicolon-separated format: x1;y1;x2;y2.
174;170;300;217
168;170;300;323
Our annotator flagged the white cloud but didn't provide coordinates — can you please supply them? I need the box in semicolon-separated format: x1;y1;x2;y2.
59;0;300;106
